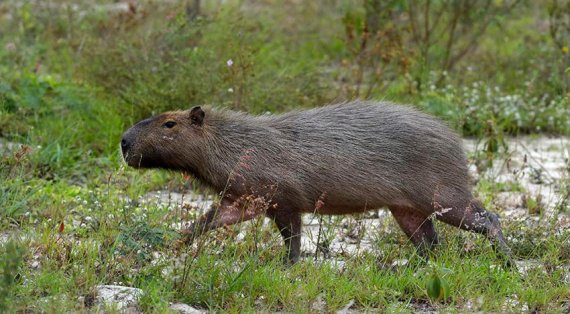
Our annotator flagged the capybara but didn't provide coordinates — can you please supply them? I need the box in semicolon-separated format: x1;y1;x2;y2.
121;101;514;265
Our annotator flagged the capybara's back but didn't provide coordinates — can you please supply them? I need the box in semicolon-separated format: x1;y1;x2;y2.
264;102;470;216
121;100;514;266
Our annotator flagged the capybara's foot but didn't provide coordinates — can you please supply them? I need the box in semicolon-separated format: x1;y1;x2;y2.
283;252;300;266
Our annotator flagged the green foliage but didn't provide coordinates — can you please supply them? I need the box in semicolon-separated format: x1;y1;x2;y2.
420;83;570;136
79;3;329;118
116;221;174;263
0;241;25;312
426;269;451;302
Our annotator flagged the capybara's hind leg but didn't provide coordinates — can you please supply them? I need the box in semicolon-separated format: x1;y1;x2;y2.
435;200;515;268
389;206;439;257
267;210;302;264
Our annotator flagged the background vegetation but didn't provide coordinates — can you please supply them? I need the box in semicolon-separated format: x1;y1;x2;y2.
1;0;569;312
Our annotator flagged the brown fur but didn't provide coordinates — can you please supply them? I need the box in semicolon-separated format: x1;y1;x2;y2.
121;101;514;265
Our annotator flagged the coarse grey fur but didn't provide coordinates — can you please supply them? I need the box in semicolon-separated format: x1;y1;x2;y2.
121;100;514;266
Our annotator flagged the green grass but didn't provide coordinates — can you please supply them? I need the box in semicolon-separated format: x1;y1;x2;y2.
1;0;570;312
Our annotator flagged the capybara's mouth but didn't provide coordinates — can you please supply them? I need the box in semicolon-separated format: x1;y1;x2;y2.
123;152;144;168
123;151;160;169
120;135;144;168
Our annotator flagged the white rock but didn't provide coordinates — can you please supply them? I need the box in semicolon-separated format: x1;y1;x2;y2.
96;285;143;310
514;259;546;277
311;294;326;312
336;299;355;314
391;259;409;267
494;192;524;209
141;191;213;211
170;303;206;314
124;306;143;314
0;233;9;245
30;260;40;269
0;140;23;154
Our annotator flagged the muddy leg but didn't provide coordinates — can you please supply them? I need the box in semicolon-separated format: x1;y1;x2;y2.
180;198;264;244
267;211;302;264
389;206;439;257
434;200;515;268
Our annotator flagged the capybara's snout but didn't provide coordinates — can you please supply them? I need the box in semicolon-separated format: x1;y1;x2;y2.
120;127;139;165
120;117;159;168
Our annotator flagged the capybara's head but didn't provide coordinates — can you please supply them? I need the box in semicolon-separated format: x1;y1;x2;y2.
121;106;206;170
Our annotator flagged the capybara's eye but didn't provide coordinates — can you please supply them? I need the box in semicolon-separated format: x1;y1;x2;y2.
163;121;176;128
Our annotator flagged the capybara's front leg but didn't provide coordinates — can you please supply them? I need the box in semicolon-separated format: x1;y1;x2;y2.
180;198;264;245
389;206;439;257
267;210;302;264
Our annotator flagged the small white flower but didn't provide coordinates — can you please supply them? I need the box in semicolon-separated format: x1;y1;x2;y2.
226;59;233;67
228;88;234;93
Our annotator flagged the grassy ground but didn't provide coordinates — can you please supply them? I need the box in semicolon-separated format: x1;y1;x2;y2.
1;0;569;312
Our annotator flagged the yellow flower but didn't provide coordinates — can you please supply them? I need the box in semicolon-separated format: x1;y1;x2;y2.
563;47;569;54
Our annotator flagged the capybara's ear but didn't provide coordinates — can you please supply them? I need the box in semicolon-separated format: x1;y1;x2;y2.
189;106;205;126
